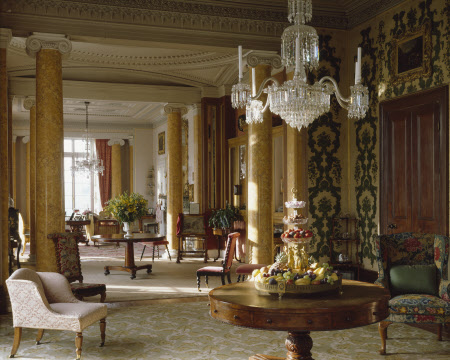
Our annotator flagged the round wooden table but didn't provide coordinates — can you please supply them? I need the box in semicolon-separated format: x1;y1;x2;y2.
91;233;165;279
209;280;389;360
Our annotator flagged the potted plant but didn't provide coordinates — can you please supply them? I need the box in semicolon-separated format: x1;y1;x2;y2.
208;203;243;235
104;192;148;236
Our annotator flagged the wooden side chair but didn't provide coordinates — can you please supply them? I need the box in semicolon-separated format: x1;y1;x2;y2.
48;232;107;303
196;232;240;291
375;232;450;355
6;268;107;359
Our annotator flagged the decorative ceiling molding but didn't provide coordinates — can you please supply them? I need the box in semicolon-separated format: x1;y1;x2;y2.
0;0;411;44
10;37;237;69
347;0;407;28
1;0;286;50
9;77;202;104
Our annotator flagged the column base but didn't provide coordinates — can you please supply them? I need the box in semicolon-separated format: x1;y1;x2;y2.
22;254;37;267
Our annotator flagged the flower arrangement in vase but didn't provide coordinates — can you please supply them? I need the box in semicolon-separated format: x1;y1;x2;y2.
104;192;148;236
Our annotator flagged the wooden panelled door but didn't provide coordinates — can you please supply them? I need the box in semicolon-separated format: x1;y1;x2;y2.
380;86;448;235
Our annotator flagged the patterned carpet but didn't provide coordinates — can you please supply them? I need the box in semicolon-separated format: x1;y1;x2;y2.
1;301;449;360
20;242;235;303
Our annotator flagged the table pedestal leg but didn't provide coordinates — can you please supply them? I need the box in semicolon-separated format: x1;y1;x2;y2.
250;331;313;360
104;241;152;279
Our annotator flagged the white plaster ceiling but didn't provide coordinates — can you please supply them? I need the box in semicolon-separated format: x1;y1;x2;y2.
12;97;166;130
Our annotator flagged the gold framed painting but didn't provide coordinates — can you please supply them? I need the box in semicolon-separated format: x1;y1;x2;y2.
158;132;165;155
391;20;432;85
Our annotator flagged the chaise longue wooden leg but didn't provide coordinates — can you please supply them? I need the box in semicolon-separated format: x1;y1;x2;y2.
100;290;107;303
378;321;392;355
100;318;106;347
75;332;83;360
36;329;44;345
10;327;22;358
437;323;443;341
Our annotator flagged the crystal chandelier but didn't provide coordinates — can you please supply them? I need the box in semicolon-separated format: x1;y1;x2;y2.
71;101;105;176
231;0;369;130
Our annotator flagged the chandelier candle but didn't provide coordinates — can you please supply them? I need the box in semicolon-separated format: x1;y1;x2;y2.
238;45;243;80
355;47;362;84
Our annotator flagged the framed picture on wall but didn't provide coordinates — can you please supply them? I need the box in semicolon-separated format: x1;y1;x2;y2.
158;132;165;155
391;20;432;85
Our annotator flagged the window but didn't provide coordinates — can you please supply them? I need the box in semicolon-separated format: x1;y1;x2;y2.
64;139;102;216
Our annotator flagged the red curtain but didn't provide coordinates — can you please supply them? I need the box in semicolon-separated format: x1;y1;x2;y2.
95;139;112;208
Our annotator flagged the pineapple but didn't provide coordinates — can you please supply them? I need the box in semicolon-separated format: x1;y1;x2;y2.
269;252;288;273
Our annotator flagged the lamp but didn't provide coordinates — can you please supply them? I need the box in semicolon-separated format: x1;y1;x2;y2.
71;101;105;176
231;0;369;130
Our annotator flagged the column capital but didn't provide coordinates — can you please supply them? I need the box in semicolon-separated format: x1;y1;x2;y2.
246;51;282;69
108;139;125;146
189;103;201;115
26;33;72;59
0;28;12;49
23;96;36;110
12;135;17;143
164;103;188;115
22;136;30;144
128;138;134;147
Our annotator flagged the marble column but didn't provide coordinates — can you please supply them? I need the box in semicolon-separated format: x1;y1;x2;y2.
23;97;36;262
129;138;134;193
8;95;13;199
23;136;30;233
26;33;71;272
191;103;202;208
247;64;274;265
12;135;17;206
108;139;125;198
0;28;12;295
165;104;187;251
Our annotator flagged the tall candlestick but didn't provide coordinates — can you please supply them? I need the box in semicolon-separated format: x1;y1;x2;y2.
238;45;243;81
252;67;256;96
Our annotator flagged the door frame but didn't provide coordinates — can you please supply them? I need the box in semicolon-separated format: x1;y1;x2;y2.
379;85;449;235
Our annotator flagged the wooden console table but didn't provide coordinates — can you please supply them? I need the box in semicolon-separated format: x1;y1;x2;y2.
209;281;389;360
92;233;165;279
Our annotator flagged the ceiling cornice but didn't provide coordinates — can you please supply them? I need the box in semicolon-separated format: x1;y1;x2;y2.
0;0;411;47
9;77;202;104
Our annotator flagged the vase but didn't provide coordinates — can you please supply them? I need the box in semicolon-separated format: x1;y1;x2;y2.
122;222;132;237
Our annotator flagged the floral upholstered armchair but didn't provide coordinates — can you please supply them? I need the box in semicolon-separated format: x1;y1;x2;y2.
48;232;106;302
375;232;449;355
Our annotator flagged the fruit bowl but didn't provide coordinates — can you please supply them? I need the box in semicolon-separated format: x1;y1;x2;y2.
255;276;342;298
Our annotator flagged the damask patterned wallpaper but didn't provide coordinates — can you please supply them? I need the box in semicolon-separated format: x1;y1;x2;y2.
306;29;348;262
305;0;449;270
348;0;449;269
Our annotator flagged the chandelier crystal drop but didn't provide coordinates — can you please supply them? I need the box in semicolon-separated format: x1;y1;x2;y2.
71;101;105;176
281;24;319;70
231;81;252;109
348;83;370;119
230;0;369;131
287;0;312;24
